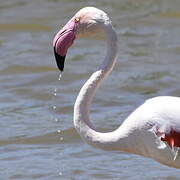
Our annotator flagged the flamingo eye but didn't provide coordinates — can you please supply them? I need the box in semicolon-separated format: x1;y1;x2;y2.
75;17;80;23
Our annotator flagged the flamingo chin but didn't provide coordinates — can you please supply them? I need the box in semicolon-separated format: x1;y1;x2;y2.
53;7;180;169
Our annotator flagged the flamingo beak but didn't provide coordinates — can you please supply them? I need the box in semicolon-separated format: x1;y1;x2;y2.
53;47;66;72
53;19;77;71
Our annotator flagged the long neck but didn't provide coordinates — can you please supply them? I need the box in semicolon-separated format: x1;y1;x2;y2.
73;24;129;151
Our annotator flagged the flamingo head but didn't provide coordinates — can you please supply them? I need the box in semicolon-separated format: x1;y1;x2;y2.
53;7;110;71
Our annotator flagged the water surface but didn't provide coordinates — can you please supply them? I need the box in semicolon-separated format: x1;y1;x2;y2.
1;0;180;179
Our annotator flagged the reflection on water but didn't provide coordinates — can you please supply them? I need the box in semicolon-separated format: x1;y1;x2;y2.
1;0;180;179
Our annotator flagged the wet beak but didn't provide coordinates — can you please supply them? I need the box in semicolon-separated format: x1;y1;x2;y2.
53;46;66;71
53;19;77;72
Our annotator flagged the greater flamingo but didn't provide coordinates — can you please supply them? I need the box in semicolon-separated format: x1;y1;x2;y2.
53;7;180;168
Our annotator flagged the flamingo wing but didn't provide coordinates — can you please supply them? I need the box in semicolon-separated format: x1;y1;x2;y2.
161;129;180;148
145;97;180;149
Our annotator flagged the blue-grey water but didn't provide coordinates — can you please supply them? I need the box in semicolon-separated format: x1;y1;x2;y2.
0;0;180;179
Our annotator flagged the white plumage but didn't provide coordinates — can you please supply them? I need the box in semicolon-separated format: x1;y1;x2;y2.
53;7;180;169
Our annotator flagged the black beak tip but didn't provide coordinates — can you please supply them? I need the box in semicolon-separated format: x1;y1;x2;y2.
54;47;66;72
56;56;65;72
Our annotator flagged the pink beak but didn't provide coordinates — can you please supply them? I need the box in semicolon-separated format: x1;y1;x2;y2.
53;19;77;71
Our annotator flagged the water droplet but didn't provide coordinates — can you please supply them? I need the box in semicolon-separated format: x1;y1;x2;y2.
54;93;57;96
57;130;61;133
53;106;56;110
58;72;62;81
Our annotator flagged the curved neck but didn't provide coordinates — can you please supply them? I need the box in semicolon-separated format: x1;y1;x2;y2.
74;24;129;151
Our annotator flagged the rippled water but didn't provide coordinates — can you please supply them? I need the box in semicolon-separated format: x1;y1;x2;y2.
1;0;180;179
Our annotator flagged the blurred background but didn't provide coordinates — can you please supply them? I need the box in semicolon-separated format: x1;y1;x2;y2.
0;0;180;179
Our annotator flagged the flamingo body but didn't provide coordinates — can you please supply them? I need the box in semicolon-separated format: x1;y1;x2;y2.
53;7;180;168
117;96;180;168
